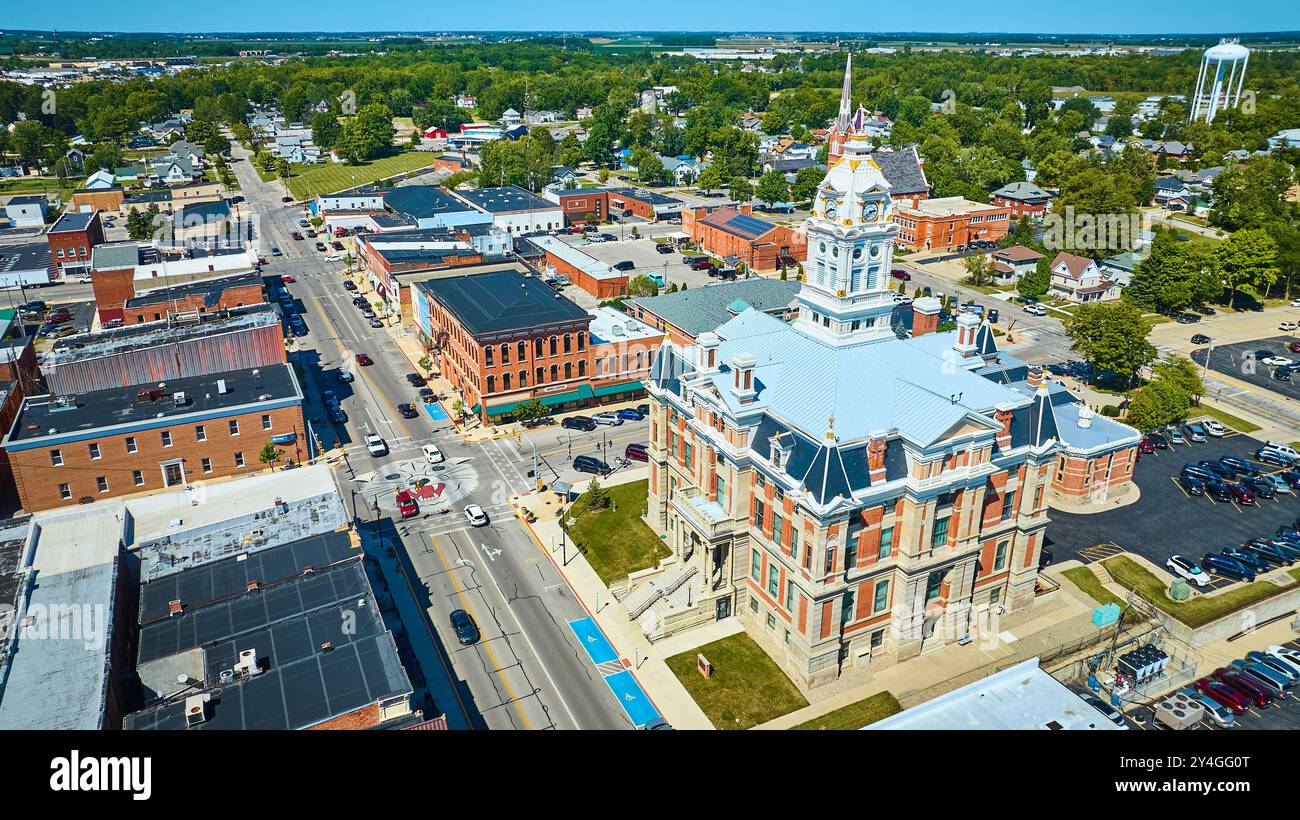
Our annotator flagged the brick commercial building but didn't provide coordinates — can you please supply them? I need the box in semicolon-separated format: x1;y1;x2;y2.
355;229;486;321
70;186;125;215
893;196;1012;252
991;181;1053;220
637;132;1137;691
123;273;266;325
683;204;806;271
2;363;306;512
47;209;105;279
543;188;610;226
453;185;565;235
89;242;259;323
523;234;628;299
604;187;684;221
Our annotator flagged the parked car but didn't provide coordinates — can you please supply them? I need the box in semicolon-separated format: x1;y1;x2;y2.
281;275;297;284
1166;554;1210;587
329;406;348;423
1147;432;1169;449
1227;482;1257;505
331;241;345;251
314;242;327;252
573;455;611;476
592;411;623;426
890;269;911;280
406;373;427;387
463;504;489;527
561;415;596;431
1203;478;1233;502
418;388;436;404
1222;546;1270;573
1244;476;1276;499
1257;442;1300;467
1190;333;1211;344
1245;651;1300;684
689;258;715;271
1229;659;1291;696
1201;553;1255;582
655;244;675;254
1213;668;1274;706
1138;438;1155;455
1200;419;1227;437
1176;313;1200;324
1184;423;1207;442
1023;303;1047;316
355;353;373;366
1186;690;1236;727
1197;459;1236;480
1267;645;1300;675
1194;678;1250;714
422;444;444;463
281;195;293;203
343;281;358;291
449;609;480;645
1281;321;1299;332
616;407;643;421
397;403;419;419
1244;540;1293;567
290;231;304;240
636;404;650;416
369;317;384;329
271;247;282;256
1178;475;1204;496
322;390;339;408
396;490;419;519
624;443;649;463
1166;428;1186;445
1079;694;1126;727
365;434;387;457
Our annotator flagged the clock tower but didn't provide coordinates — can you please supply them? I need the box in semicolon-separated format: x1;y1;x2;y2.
794;131;899;346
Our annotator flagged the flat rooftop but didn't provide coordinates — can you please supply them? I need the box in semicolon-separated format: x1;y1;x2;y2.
457;185;557;214
384;185;478;220
604;187;683;206
588;305;662;344
49;210;98;233
900;195;1006;217
45;302;279;366
866;659;1124;730
0;241;52;274
418;267;592;337
125;272;263;309
5;362;300;446
523;234;625;281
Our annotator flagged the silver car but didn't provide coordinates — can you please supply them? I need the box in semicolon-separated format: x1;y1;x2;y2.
592;411;623;426
1184;423;1207;443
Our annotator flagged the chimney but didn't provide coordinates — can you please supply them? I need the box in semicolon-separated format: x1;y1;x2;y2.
867;431;888;484
1027;366;1044;390
696;332;721;372
911;296;941;337
993;403;1015;451
729;353;758;404
953;311;980;358
1077;406;1094;429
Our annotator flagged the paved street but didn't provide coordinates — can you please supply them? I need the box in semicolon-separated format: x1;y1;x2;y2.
228;140;633;730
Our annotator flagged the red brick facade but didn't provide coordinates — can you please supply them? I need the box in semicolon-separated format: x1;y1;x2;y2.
47;211;105;278
683;204;806;271
124;281;266;325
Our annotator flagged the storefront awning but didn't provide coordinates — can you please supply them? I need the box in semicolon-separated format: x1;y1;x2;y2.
592;379;645;398
485;385;595;416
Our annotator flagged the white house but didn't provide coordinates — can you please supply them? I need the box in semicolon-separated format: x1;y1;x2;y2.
1048;251;1121;303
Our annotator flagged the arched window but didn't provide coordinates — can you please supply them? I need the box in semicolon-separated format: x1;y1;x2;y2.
577;331;586;351
536;366;544;384
484;346;493;366
550;364;559;382
578;360;586;376
518;340;527;360
549;336;558;356
564;334;572;354
535;338;544;357
501;343;510;364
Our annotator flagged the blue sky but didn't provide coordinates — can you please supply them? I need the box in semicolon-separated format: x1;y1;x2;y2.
10;1;1299;35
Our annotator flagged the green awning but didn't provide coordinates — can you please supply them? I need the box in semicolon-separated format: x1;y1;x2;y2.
486;386;594;416
470;403;481;415
592;379;646;398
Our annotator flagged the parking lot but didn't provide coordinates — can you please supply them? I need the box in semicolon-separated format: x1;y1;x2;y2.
1123;637;1300;730
1191;335;1300;400
562;233;722;291
1046;426;1300;588
511;409;650;487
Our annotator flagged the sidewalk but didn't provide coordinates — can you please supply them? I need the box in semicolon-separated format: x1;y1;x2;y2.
507;474;717;729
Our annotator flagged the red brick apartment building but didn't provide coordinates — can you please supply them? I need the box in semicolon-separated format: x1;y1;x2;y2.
893;196;1012;251
683;204;806;271
47;209;105;278
990;182;1053;220
122;274;265;325
545;189;609;225
1;364;305;512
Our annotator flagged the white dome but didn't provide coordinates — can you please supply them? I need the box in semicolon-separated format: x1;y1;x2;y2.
1204;42;1249;61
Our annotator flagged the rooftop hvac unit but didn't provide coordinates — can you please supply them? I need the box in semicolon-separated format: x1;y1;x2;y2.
1155;693;1204;730
218;669;235;684
216;379;228;394
184;693;211;727
233;648;262;677
172;391;187;405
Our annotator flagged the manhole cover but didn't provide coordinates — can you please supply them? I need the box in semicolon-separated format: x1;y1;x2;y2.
430;466;446;473
384;473;401;481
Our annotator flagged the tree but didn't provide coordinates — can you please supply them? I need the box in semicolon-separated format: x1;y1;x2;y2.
1125;378;1190;431
790;165;823;202
626;274;659;297
583;478;610;511
962;253;992;286
1215;228;1279;305
1151;354;1206;406
631;147;665;185
311;111;342;151
275;157;291;181
1210;156;1294;231
1061;300;1157;388
557;132;584;167
417;355;433;375
515;399;547;423
87;141;123;174
10;119;49;167
760;109;787;135
694;165;723;194
728;177;754;203
1124;229;1218;313
754;169;789;206
337;103;395;163
258;442;286;470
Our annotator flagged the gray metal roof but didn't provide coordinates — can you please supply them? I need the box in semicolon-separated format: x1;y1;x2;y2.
384;185;477;219
457;185;557;214
630;278;800;337
418;268;591;337
872;146;929;196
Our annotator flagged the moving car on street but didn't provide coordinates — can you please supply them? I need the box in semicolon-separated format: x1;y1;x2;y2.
464;504;489;527
396;490;419;518
450;609;480;645
365;434;387;457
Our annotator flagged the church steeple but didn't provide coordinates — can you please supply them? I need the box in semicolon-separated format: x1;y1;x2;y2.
835;53;854;132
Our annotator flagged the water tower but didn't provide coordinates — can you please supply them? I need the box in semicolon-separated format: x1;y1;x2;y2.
1189;38;1250;123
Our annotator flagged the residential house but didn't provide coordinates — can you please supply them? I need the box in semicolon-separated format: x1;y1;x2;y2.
1048;252;1121;303
990;181;1053;220
990;245;1044;284
1153;176;1193;210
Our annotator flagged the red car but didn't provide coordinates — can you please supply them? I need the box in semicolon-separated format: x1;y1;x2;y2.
689;259;715;271
1289;341;1300;353
1194;678;1250;714
1227;483;1257;505
396;490;419;519
1138;438;1155;454
281;275;296;284
355;353;373;366
890;269;911;280
1212;667;1272;706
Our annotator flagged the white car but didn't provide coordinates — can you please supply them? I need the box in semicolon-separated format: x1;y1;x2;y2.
1166;554;1210;588
422;443;444;463
1023;303;1047;316
592;411;623;426
1202;419;1227;437
73;274;93;284
1263;356;1295;367
463;504;489;527
324;254;341;262
892;294;913;305
365;434;387;457
1291;299;1300;307
1281;321;1299;332
1267;645;1300;675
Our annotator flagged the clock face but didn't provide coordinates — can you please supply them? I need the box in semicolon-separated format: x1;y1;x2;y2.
825;201;838;219
863;201;879;222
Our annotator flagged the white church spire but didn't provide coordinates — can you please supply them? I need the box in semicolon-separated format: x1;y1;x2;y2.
835;53;853;131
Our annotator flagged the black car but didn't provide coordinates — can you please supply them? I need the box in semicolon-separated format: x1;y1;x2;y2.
561;415;597;431
1203;478;1233;501
1191;333;1211;344
329;406;348;423
1244;476;1275;499
1178;474;1205;496
449;609;480;645
405;373;427;387
1176;313;1200;324
1198;459;1236;480
397;403;419;419
636;404;650;417
612;260;635;272
343;281;357;291
655;244;675;254
418;388;436;404
314;242;327;251
573;455;611;476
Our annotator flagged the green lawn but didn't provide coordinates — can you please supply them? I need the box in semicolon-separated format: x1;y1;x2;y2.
665;633;809;729
284;151;439;199
1103;555;1293;628
564;480;670;585
1195;405;1262;434
792;691;901;730
0;177;74;202
1061;566;1145;625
